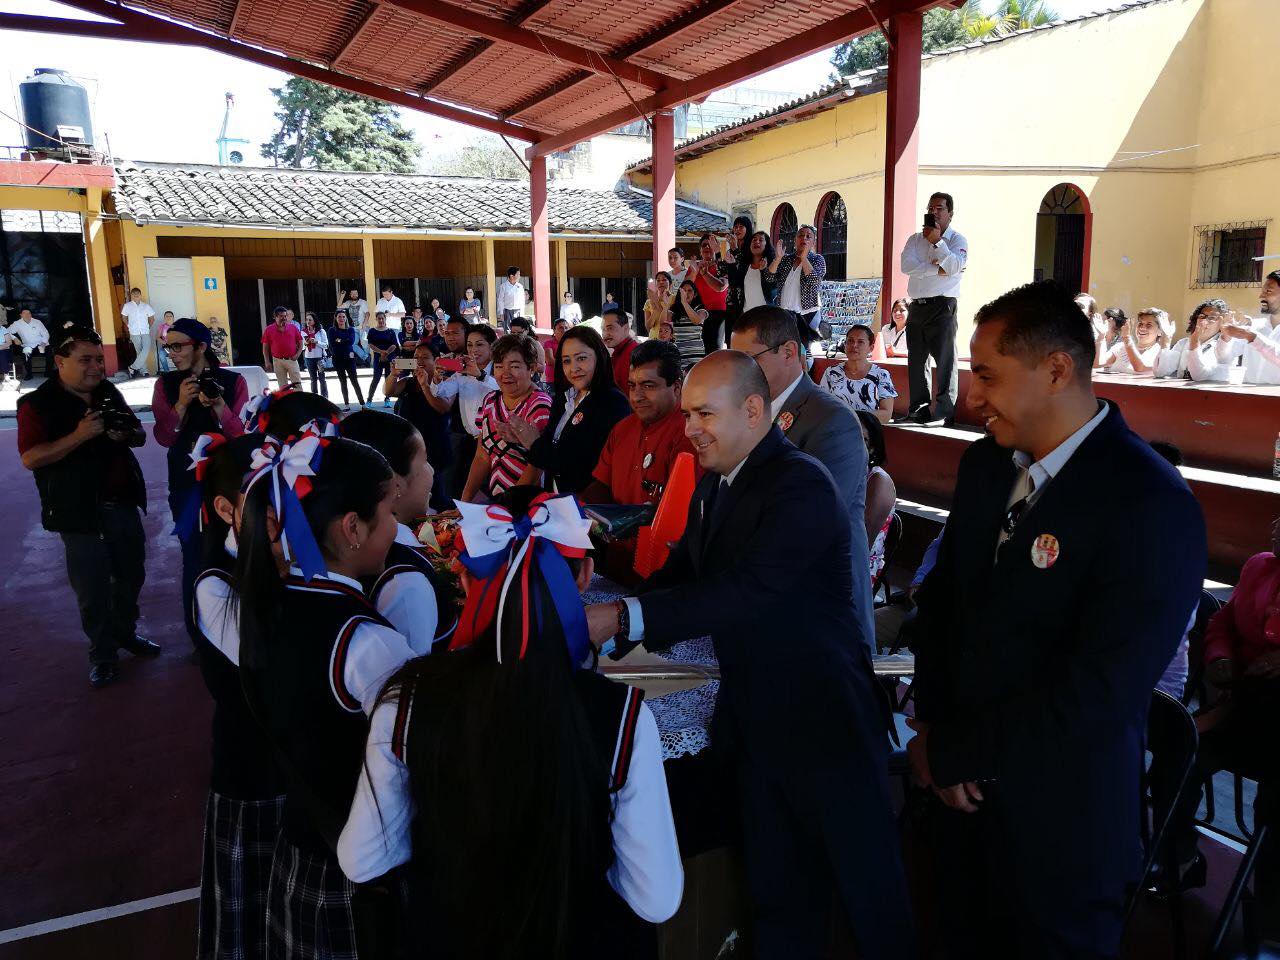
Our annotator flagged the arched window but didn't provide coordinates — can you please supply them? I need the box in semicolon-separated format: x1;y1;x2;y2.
816;192;847;281
771;203;797;253
1033;183;1092;294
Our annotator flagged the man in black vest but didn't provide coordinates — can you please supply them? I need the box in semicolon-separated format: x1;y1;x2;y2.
585;351;912;959
909;281;1206;957
17;327;156;688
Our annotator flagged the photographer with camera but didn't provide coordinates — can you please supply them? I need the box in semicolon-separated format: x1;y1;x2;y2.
17;326;153;689
152;317;249;642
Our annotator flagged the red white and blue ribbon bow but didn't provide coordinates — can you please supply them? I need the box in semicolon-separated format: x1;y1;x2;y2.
242;386;295;434
173;433;228;540
243;431;329;580
450;494;593;666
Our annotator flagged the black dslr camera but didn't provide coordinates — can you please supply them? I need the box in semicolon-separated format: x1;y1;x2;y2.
97;396;139;435
196;368;224;400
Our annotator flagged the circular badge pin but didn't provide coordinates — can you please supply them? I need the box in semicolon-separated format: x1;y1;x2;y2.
642;452;654;469
1030;534;1060;570
777;411;795;432
571;411;584;426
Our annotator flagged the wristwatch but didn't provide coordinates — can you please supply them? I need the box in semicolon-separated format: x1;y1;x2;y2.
614;599;629;643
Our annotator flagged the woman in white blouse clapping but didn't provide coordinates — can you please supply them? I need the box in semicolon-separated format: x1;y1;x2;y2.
1157;299;1232;382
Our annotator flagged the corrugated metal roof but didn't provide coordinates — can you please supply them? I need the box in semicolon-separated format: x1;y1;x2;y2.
110;161;729;234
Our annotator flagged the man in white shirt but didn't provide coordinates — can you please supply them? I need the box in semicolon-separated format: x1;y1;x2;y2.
9;309;50;381
1216;269;1280;385
376;285;406;332
496;266;527;332
899;192;969;425
120;287;156;378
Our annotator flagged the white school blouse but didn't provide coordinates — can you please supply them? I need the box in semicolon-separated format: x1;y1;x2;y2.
337;694;685;923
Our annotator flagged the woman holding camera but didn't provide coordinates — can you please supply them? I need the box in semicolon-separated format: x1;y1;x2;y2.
152;317;249;644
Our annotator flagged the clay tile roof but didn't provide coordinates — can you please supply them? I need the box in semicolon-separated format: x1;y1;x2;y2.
110;161;728;235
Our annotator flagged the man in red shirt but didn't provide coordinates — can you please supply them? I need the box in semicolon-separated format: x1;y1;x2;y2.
601;305;638;390
261;305;303;389
583;339;699;508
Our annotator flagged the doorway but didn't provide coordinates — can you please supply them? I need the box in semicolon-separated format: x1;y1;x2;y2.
1033;184;1091;295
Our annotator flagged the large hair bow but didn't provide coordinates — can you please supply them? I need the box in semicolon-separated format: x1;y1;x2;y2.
242;386;295;434
450;494;593;666
243;431;329;580
173;433;228;541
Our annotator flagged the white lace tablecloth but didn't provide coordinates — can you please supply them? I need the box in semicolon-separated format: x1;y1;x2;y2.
585;576;719;761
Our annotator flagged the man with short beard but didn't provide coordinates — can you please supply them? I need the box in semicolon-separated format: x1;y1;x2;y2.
1216;269;1280;384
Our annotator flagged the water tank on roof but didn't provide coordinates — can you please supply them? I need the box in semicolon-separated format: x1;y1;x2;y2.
19;68;94;152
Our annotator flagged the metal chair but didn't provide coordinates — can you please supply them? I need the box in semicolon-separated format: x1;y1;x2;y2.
1123;690;1199;960
1208;750;1272;959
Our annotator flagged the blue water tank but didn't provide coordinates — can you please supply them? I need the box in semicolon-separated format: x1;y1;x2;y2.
19;68;93;151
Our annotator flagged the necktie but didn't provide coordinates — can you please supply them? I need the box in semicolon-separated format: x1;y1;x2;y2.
997;467;1035;555
706;477;731;536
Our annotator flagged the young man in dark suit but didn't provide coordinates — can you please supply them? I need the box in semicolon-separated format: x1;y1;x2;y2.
908;280;1207;958
731;305;874;651
585;351;912;959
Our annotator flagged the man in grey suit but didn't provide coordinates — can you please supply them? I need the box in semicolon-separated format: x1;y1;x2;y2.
732;306;874;651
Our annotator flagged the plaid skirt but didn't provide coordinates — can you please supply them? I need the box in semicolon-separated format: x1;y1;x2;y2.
198;791;287;960
265;832;359;960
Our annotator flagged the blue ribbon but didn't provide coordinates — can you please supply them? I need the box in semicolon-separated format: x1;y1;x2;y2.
173;485;203;542
531;538;590;667
269;464;328;581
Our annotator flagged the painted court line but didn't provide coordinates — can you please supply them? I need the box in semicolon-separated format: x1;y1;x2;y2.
0;888;199;944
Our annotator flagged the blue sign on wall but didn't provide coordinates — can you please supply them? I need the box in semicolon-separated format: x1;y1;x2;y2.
203;277;218;291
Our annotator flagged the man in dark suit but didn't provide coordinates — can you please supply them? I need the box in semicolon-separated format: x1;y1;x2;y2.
909;281;1206;958
730;306;874;652
585;351;912;959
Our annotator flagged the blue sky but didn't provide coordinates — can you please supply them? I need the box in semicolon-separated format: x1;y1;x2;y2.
0;0;1121;166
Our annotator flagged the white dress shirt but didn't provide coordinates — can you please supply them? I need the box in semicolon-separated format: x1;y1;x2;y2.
1214;315;1280;385
432;363;498;437
560;302;583;323
121;300;156;336
377;296;406;324
370;524;440;657
337;694;685;923
497;279;527;314
8;317;49;352
899;227;968;299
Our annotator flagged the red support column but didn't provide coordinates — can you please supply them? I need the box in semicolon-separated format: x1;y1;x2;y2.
880;11;923;348
530;155;551;330
651;110;676;275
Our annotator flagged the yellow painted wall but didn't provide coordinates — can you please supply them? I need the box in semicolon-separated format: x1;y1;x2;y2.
653;0;1277;350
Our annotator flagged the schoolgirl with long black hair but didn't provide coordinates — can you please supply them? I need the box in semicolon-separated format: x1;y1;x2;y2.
337;486;683;960
187;431;288;960
234;430;415;960
339;408;459;654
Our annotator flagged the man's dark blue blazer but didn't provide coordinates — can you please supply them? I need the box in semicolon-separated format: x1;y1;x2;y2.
626;425;912;958
912;400;1207;957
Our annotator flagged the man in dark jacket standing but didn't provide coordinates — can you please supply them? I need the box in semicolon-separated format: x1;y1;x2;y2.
585;351;911;959
17;326;156;688
909;281;1206;957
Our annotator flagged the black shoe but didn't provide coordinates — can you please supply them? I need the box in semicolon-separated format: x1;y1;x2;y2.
89;662;118;688
119;634;161;657
1148;851;1207;897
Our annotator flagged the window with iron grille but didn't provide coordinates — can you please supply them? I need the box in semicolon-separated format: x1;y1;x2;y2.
772;203;797;253
817;193;848;281
1193;221;1268;288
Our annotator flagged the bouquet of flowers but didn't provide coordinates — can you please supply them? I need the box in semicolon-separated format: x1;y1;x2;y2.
414;511;466;616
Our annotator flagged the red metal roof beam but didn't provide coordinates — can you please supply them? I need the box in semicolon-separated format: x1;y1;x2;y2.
385;0;674;90
526;0;949;158
38;0;546;142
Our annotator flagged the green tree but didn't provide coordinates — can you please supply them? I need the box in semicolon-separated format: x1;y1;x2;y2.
831;0;1057;75
261;78;420;173
423;137;529;180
